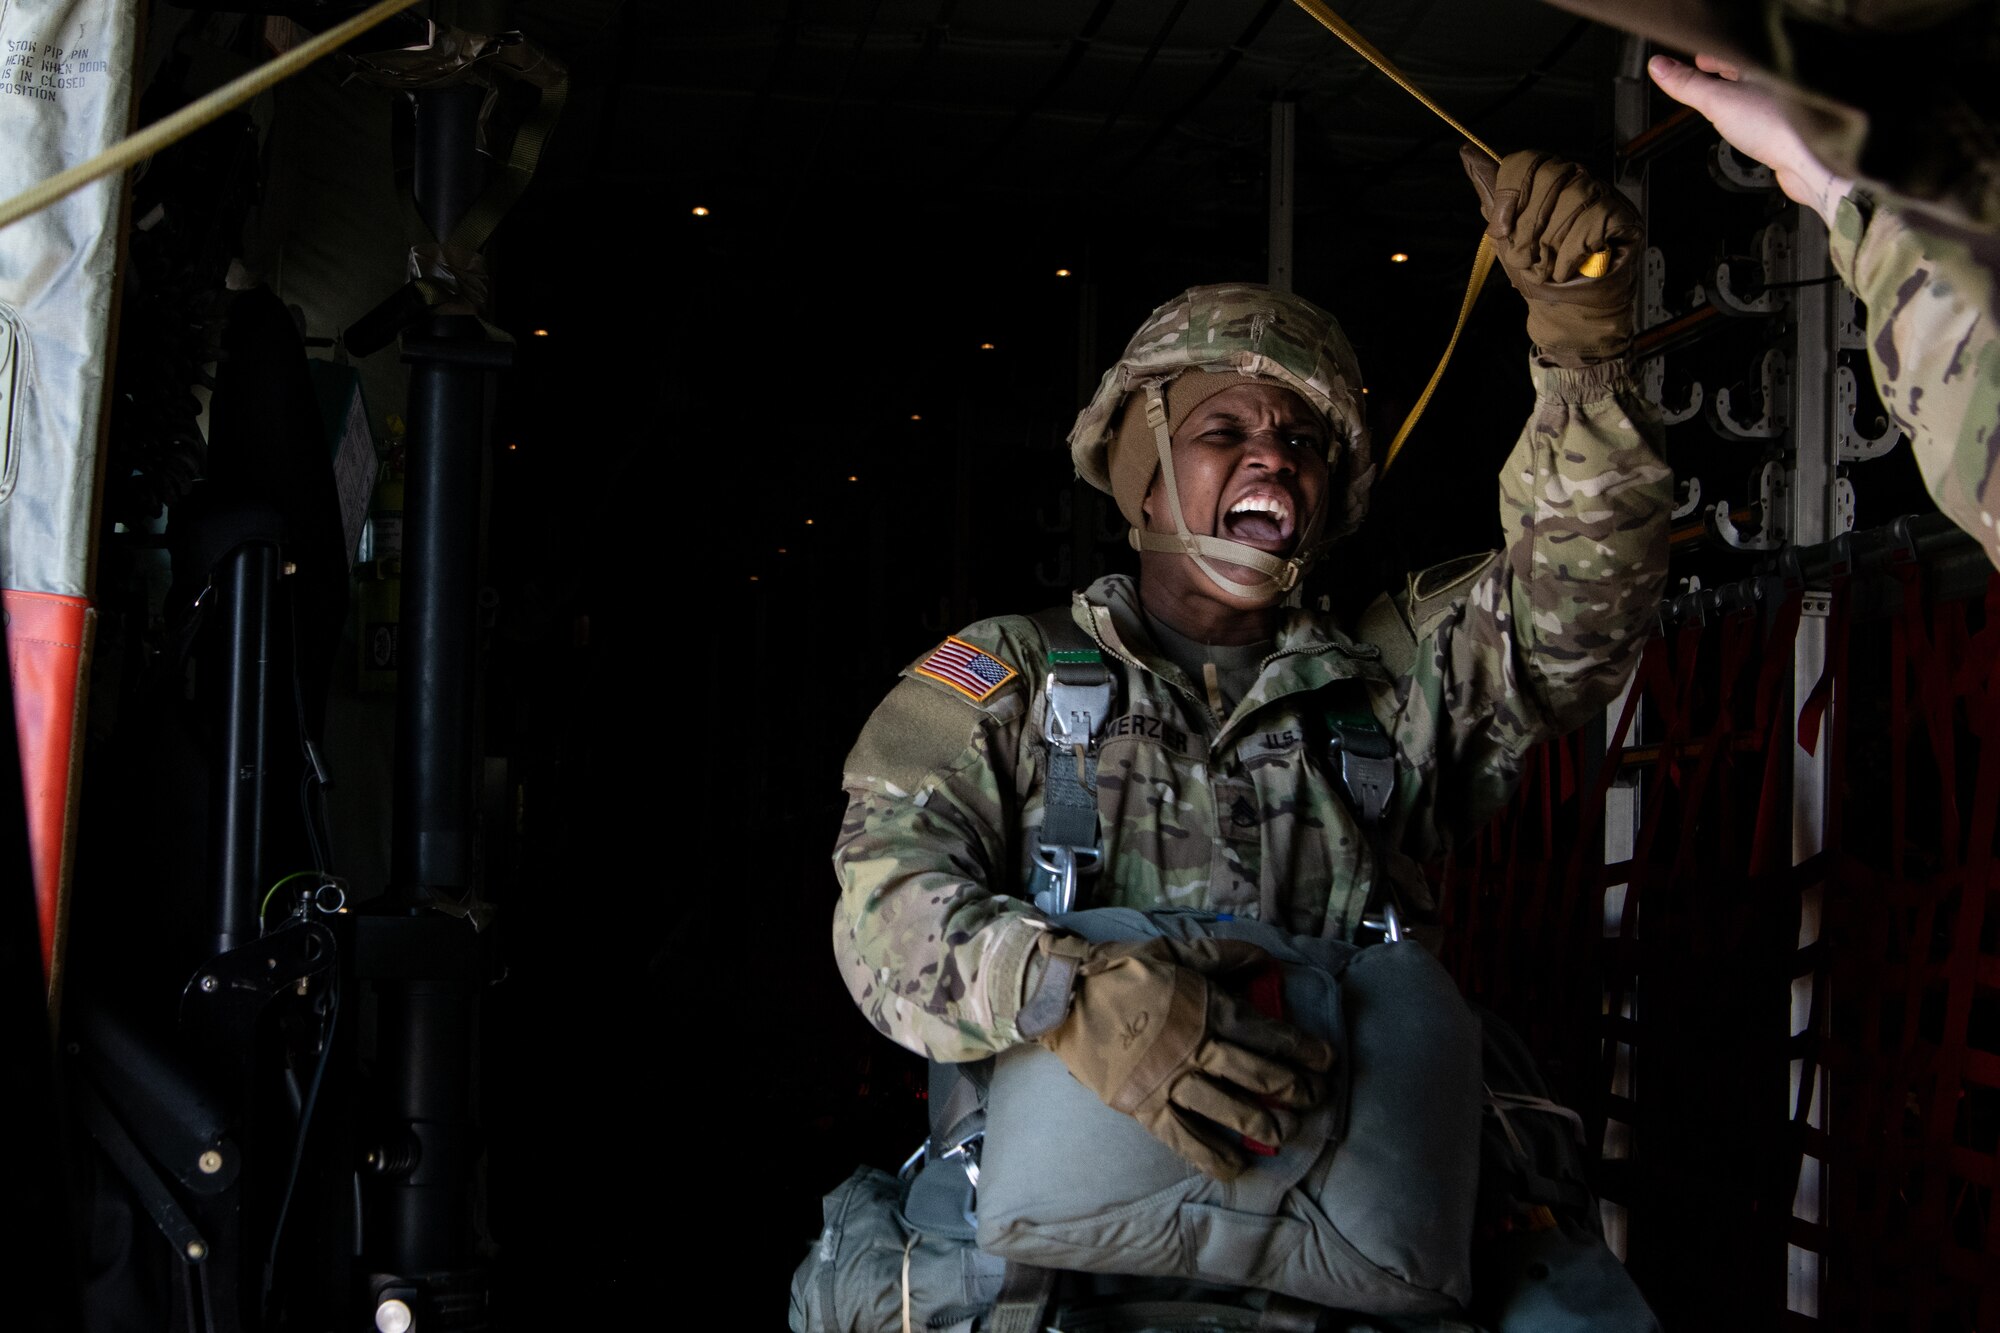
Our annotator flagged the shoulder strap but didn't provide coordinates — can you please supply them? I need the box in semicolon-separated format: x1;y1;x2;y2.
1354;550;1499;678
1025;604;1114;914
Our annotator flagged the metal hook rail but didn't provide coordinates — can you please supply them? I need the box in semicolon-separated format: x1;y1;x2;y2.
1658;512;1990;631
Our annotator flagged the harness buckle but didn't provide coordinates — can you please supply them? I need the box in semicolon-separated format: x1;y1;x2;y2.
1327;719;1396;824
1031;843;1102;915
1042;672;1113;748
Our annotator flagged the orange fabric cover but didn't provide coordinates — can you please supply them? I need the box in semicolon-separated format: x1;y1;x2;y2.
5;590;90;987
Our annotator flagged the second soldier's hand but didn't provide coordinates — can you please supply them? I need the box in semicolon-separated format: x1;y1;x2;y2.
1648;53;1852;227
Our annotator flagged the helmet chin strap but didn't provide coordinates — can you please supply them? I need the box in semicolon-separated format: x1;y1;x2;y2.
1125;383;1325;604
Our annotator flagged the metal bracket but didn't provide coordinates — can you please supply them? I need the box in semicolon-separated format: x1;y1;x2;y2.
1836;284;1866;350
1642;246;1670;328
180;918;337;1055
1672;475;1704;521
1710;459;1790;551
1713;226;1791;317
1642;357;1704;425
1712;348;1789;440
1835;364;1899;462
1709;140;1777;193
1834;476;1857;535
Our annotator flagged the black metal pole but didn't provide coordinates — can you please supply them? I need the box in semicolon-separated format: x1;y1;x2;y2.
393;87;485;901
367;83;492;1325
212;540;277;956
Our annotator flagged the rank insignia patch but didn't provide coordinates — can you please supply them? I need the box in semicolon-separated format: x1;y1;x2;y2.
915;637;1019;703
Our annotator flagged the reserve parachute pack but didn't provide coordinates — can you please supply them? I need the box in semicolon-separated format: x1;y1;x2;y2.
792;907;1478;1332
790;906;1657;1332
974;908;1481;1312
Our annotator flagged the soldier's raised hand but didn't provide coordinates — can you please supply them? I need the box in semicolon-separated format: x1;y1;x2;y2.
1460;147;1643;367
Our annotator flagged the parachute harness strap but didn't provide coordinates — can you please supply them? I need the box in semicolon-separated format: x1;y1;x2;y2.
1126;384;1306;603
1286;0;1608;472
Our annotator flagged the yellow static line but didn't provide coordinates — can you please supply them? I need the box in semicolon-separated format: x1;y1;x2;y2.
1287;0;1609;471
0;0;424;234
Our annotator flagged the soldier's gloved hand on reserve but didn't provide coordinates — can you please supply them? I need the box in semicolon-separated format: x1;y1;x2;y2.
1459;146;1643;368
1027;933;1334;1181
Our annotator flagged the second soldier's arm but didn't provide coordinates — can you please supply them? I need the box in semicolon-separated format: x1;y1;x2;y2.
1649;51;2000;569
1828;195;2000;568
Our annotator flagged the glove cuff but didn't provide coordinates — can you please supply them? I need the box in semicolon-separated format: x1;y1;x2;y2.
1019;933;1089;1039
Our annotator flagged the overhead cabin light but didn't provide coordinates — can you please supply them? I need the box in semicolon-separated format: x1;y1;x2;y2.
979;342;995;350
1389;252;1409;264
692;206;711;217
532;328;549;337
1055;268;1071;277
848;475;859;482
909;413;922;421
805;519;815;526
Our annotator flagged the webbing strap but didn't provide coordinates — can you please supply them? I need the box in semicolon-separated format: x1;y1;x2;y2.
1286;0;1608;471
447;65;570;254
1289;0;1498;159
986;1262;1056;1333
1029;607;1112;912
1289;0;1498;471
1386;237;1498;473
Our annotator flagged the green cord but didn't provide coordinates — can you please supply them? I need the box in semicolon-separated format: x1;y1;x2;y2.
259;870;324;923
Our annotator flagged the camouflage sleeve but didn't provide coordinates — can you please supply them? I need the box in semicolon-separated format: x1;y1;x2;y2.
830;628;1053;1063
1827;190;2000;568
1403;358;1672;839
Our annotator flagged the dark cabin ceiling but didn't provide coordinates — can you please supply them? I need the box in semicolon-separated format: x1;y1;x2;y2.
510;1;1638;592
632;1;1623;246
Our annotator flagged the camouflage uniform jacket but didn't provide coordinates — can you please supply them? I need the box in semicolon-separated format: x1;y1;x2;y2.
1828;189;2000;568
834;359;1672;1062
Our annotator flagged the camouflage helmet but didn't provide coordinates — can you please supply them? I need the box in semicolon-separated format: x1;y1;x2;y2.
1068;283;1374;599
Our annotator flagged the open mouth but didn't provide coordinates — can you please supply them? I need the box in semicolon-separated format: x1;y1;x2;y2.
1222;492;1295;549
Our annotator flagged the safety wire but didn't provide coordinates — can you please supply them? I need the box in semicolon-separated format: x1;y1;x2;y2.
1286;0;1607;472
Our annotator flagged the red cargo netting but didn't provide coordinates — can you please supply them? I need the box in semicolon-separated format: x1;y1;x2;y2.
1437;566;2000;1329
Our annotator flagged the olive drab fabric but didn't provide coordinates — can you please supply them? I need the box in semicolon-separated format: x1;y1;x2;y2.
1461;149;1644;368
1037;935;1334;1181
833;357;1672;1063
1827;189;2000;569
1069;285;1375;548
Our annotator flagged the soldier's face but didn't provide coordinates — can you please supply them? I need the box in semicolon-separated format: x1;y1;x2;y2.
1141;381;1331;579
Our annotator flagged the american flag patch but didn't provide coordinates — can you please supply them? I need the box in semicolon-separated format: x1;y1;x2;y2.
914;636;1019;702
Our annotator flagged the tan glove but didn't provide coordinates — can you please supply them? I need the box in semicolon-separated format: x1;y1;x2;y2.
1460;146;1643;368
1033;934;1334;1181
